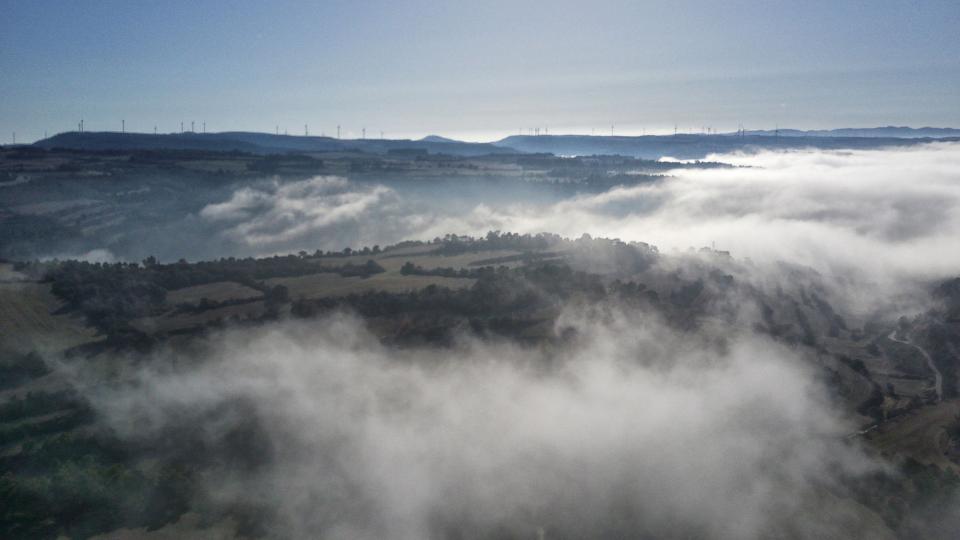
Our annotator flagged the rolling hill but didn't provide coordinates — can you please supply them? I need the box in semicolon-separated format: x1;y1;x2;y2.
33;131;516;157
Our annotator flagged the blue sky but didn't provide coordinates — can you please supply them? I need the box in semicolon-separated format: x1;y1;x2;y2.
2;0;958;142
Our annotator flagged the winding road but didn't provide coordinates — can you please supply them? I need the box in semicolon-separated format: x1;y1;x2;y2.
889;330;943;403
847;330;945;440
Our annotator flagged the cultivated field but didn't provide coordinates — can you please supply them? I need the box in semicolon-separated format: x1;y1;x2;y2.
867;400;960;471
0;280;99;355
266;272;475;299
132;300;267;334
166;281;262;304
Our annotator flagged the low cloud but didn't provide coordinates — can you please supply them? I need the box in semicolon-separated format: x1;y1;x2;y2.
200;176;400;249
198;144;960;289
56;145;959;537
83;312;884;539
42;247;118;264
426;143;960;283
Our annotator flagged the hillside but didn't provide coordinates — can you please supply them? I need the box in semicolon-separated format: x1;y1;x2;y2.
741;126;960;138
494;133;960;159
30;129;960;161
33;131;515;157
2;233;959;538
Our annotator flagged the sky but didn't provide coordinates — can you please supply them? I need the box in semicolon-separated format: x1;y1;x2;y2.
1;0;958;142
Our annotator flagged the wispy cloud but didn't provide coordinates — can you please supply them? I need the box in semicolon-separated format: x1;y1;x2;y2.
200;176;398;248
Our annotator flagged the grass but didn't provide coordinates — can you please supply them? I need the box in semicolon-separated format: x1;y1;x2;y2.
265;272;475;299
0;263;28;282
132;301;267;334
0;281;99;355
392;249;527;271
867;400;960;472
166;281;262;305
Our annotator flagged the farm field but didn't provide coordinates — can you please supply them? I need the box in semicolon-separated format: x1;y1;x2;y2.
166;281;262;304
0;280;99;355
132;300;267;334
266;272;475;299
866;400;960;471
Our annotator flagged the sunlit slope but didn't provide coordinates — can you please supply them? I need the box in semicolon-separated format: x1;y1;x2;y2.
0;267;99;356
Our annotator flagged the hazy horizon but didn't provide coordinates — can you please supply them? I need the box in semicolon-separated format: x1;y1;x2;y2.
11;123;960;146
3;0;959;143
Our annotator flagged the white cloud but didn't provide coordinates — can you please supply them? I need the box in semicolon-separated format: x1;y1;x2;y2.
199;144;960;283
413;143;960;286
85;312;884;539
200;176;398;248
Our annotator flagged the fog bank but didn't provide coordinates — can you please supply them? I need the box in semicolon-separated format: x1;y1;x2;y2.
199;143;960;290
420;143;960;283
81;312;886;539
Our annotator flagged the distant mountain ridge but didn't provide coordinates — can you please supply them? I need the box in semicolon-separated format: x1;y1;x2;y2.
493;133;960;159
33;131;514;157
31;127;960;160
739;126;960;138
419;135;462;143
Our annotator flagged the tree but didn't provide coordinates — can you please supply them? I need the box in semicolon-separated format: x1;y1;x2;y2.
265;285;289;305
